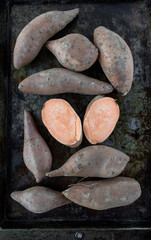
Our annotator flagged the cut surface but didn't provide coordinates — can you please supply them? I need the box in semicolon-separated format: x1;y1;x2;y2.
42;99;82;147
83;97;120;144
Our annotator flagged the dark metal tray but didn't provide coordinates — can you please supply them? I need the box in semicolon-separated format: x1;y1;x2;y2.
0;0;151;239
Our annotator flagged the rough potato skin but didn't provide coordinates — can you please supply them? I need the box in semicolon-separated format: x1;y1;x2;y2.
46;145;129;178
23;110;52;183
46;34;98;71
11;186;70;213
18;68;113;95
94;26;134;95
62;177;141;210
13;8;79;69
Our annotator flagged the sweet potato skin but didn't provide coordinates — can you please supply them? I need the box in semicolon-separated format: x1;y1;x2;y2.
83;96;120;144
46;34;98;71
13;8;79;69
18;68;113;95
23;110;52;183
46;145;129;178
94;26;134;95
62;177;141;210
42;99;82;148
11;186;70;213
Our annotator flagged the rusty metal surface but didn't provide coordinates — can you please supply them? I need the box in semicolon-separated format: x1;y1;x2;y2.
0;0;151;230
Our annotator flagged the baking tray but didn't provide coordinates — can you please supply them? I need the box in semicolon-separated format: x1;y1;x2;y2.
0;0;151;236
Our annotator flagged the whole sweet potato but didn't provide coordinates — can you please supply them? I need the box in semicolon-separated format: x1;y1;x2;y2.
83;96;120;144
18;68;113;95
94;26;134;95
46;145;129;178
46;34;98;71
11;186;70;213
62;177;141;210
42;99;82;148
24;110;52;182
13;8;79;69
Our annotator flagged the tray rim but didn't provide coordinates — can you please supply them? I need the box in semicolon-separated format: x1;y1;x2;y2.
0;228;151;240
0;0;151;231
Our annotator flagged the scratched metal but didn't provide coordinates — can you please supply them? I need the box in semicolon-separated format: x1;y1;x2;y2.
3;0;151;228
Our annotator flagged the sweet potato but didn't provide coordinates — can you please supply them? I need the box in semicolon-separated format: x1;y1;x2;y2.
13;8;79;69
62;177;141;210
94;26;134;95
83;96;120;144
24;110;52;182
46;145;129;178
42;99;82;148
11;186;70;213
46;34;98;71
18;68;113;95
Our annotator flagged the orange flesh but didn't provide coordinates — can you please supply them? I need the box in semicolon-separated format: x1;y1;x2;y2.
84;97;119;144
42;99;81;146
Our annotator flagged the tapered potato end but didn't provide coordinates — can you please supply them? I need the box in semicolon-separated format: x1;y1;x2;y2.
35;175;43;183
68;8;79;16
46;168;65;177
10;192;16;201
10;191;21;202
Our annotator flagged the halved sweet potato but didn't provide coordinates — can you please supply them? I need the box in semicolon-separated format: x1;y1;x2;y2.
42;99;82;147
83;96;120;144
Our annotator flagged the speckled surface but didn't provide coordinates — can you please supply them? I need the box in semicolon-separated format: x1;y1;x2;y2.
1;0;151;230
